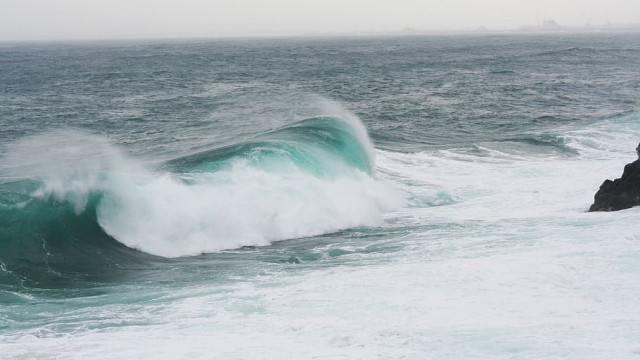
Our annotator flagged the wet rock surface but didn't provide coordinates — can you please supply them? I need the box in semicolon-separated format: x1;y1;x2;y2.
589;160;640;212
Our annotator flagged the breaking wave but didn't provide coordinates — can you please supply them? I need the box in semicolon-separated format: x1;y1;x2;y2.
0;116;401;286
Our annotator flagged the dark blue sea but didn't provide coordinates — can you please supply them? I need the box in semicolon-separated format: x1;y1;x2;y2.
1;33;640;359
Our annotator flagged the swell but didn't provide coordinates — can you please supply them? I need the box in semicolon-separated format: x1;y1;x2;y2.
496;133;578;155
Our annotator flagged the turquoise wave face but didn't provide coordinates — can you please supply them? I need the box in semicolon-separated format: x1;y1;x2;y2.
0;182;150;292
0;116;385;291
164;116;373;177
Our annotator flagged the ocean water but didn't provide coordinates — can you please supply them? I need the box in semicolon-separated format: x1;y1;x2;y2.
1;34;640;359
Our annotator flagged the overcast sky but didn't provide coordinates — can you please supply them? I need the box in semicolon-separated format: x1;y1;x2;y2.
1;0;640;41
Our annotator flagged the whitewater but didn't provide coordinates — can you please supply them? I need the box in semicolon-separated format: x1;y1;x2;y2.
2;34;640;359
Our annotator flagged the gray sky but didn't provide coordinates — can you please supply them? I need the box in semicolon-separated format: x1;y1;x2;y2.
1;0;640;41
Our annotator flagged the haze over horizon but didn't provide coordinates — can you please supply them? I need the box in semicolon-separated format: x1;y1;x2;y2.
1;0;640;42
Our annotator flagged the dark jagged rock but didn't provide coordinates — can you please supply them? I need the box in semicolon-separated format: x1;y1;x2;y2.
589;159;640;212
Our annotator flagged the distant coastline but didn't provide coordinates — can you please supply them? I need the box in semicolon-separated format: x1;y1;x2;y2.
395;21;640;37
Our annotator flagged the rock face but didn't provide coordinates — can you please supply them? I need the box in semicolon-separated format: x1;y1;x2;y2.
589;160;640;212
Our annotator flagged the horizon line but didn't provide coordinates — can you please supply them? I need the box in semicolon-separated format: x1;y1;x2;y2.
2;25;640;44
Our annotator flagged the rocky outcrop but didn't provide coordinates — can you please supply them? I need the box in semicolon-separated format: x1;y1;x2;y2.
589;160;640;212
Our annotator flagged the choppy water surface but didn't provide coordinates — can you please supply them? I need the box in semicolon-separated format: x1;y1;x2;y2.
2;34;640;359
